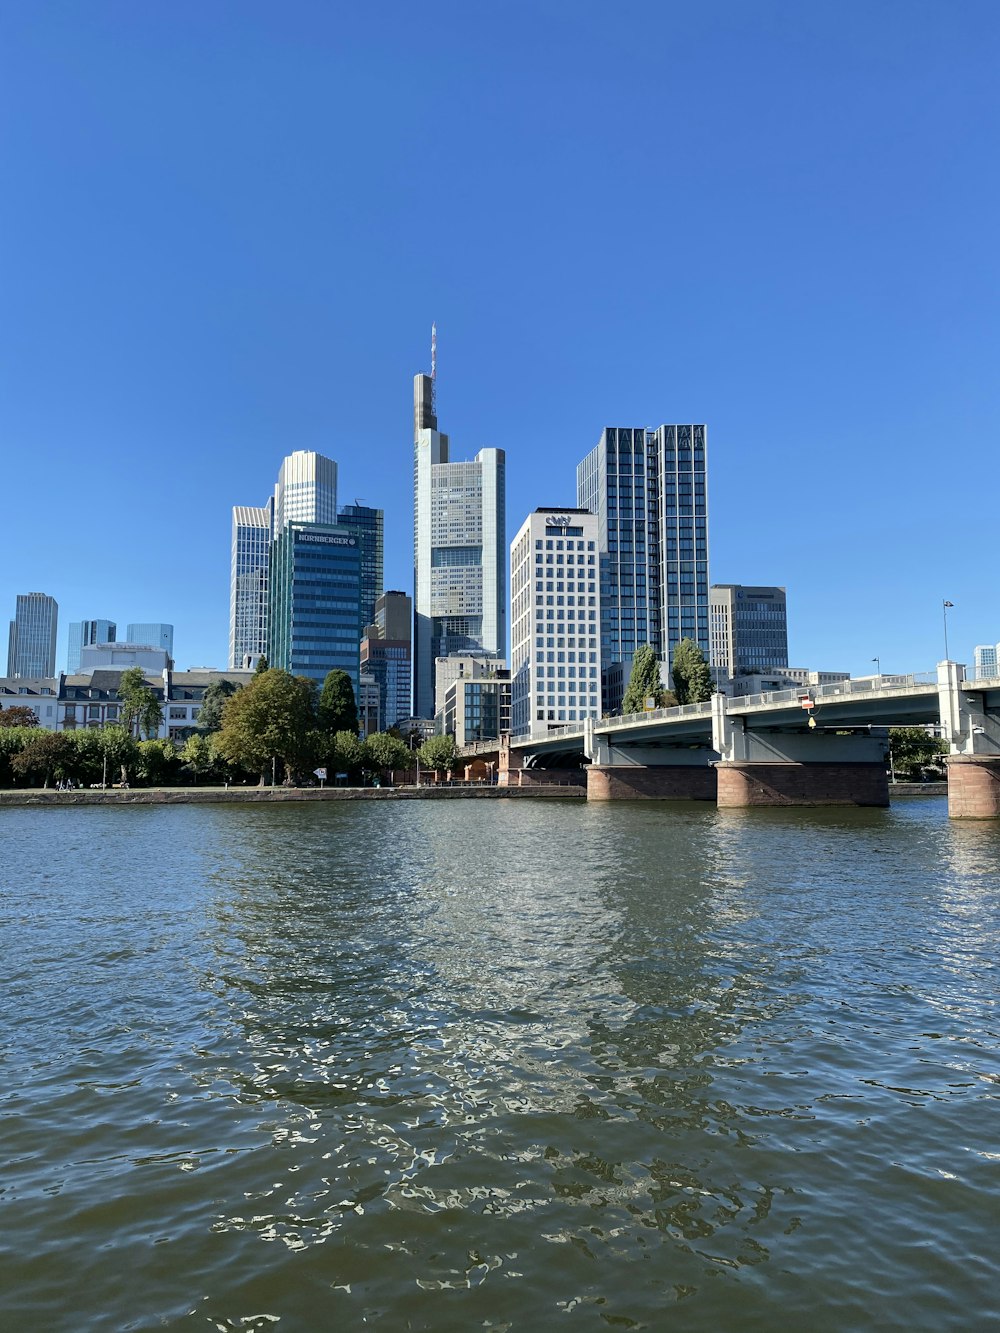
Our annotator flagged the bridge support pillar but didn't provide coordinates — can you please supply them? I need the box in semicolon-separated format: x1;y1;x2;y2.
587;765;717;801
946;755;1000;819
716;761;889;808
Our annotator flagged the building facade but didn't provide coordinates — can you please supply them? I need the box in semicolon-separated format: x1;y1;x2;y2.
67;619;117;673
433;652;507;717
7;593;58;679
229;502;273;669
412;373;506;719
974;643;999;680
709;585;788;678
268;523;362;688
360;591;411;731
274;450;338;531
439;675;511;747
337;503;384;631
126;624;174;657
577;424;709;713
509;508;602;738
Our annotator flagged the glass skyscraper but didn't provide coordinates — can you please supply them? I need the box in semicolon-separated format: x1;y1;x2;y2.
126;623;174;656
337;503;384;631
7;592;58;678
268;524;362;689
577;424;709;713
412;373;506;719
709;585;788;678
229;502;273;668
67;619;117;673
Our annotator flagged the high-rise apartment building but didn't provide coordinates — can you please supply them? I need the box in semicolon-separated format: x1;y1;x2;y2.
229;502;274;669
709;585;788;678
269;523;362;688
7;593;58;678
509;508;602;737
126;623;174;657
337;503;384;631
577;424;709;712
67;619;117;673
361;591;411;731
412;373;506;719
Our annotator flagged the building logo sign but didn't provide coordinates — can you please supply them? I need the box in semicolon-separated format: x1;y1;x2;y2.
297;533;357;547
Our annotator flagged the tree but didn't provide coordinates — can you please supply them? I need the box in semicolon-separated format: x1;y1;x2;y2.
137;738;180;786
11;732;73;787
671;638;714;705
98;726;139;784
215;668;316;784
197;679;240;733
363;732;410;779
0;706;40;729
888;727;947;780
318;670;358;737
621;645;676;715
330;729;365;780
418;734;456;773
117;667;164;739
254;655;269;675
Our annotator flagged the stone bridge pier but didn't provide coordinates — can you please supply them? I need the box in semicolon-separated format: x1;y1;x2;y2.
938;662;1000;818
584;717;716;800
711;693;890;808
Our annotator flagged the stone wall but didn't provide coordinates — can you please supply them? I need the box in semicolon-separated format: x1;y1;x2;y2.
587;765;717;801
716;761;889;808
946;755;1000;819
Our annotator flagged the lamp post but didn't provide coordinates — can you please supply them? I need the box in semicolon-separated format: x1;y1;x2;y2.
872;656;880;682
942;600;954;661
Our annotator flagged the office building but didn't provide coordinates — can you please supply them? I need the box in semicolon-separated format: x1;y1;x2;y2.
440;673;511;747
709;585;788;678
412;371;506;719
974;643;999;680
361;592;411;731
274;450;338;531
338;503;384;630
433;652;507;717
67;619;117;673
357;672;381;739
577;424;709;713
7;593;58;679
268;523;362;688
509;508;602;737
229;502;273;669
126;624;174;657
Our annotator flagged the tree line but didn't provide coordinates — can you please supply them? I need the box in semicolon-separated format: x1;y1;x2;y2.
0;666;457;789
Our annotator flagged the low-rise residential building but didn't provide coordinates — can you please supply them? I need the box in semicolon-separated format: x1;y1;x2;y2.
0;677;60;729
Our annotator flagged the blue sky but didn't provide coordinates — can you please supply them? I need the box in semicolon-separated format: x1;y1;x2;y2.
2;1;997;675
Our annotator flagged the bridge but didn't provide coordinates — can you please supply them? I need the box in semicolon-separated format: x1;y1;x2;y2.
456;663;1000;818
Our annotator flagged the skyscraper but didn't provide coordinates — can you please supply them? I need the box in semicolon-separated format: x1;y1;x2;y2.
268;523;362;688
126;624;174;657
709;585;788;678
412;372;506;719
67;618;117;673
509;508;602;737
361;591;411;731
337;502;384;631
7;593;58;678
577;424;709;712
229;502;273;669
274;450;337;530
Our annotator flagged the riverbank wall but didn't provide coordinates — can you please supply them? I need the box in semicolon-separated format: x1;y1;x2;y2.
0;784;585;808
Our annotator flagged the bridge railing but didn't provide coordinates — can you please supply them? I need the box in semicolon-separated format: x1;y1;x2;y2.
731;673;938;711
599;700;715;730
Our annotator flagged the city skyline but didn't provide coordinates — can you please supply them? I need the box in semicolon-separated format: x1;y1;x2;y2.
1;5;997;674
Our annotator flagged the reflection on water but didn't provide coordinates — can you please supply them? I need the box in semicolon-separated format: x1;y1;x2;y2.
1;798;998;1330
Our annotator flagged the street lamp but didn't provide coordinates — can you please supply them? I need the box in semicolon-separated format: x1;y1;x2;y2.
872;656;880;681
942;600;954;661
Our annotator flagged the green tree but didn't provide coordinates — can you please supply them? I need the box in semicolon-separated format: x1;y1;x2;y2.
254;655;269;675
98;725;139;784
363;732;410;779
11;732;74;787
318;670;358;737
197;679;240;733
181;733;217;782
418;734;456;773
0;706;41;729
330;729;365;780
888;727;947;780
671;638;714;705
137;737;180;786
215;668;316;784
117;667;164;739
0;727;34;785
621;645;676;714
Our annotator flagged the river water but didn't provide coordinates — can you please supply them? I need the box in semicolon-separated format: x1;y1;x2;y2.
1;797;998;1331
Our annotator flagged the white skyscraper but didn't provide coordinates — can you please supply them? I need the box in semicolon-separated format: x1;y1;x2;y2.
229;501;274;669
412;372;505;719
274;450;337;531
509;508;602;738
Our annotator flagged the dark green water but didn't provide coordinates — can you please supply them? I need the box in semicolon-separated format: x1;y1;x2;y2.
1;798;998;1331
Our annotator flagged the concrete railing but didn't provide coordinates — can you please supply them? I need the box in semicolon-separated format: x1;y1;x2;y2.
731;674;938;711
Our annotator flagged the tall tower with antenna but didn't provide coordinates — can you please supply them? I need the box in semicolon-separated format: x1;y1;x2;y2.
431;322;437;417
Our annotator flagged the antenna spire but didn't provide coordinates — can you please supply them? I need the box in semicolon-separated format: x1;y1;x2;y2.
431;322;437;415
